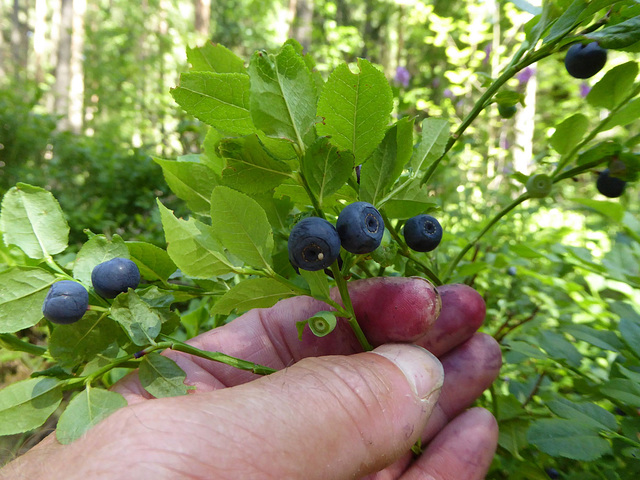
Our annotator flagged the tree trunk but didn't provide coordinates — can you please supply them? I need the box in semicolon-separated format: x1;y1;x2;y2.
53;0;73;130
513;71;537;176
289;0;313;51
11;0;29;82
47;0;62;111
0;1;5;80
33;0;48;84
194;0;211;38
68;0;86;133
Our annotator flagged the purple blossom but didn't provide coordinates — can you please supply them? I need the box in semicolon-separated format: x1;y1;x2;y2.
517;66;536;85
432;78;441;89
483;43;492;66
394;66;411;88
443;88;454;99
580;82;591;98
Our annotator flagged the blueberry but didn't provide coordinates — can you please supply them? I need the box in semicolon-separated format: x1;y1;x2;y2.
597;168;626;198
91;257;141;299
336;202;384;254
564;42;607;79
545;467;560;479
498;104;517;119
288;217;341;271
403;214;442;252
526;173;553;198
507;266;517;276
42;280;89;325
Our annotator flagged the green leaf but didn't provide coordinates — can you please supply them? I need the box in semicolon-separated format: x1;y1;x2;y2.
600;378;640;406
0;377;63;435
544;0;587;44
210;277;296;315
49;311;121;367
620;316;640;359
587;62;639;110
300;269;331;301
547;398;618;431
220;135;292;194
550;114;589;155
301;137;354;207
210;186;274;269
538;331;582;367
317;59;393;165
126;242;177;282
0;183;69;259
171;72;255;135
56;388;127;444
603;97;640;130
411;118;449;173
139;352;188;398
202;128;226;175
110;290;162;346
360;118;414;206
157;201;234;278
571;197;625;222
153;156;219;215
72;234;129;286
383;182;438;219
498;419;529;460
248;45;317;148
527;418;612;460
186;42;246;73
587;15;640;49
0;267;56;333
564;324;623;352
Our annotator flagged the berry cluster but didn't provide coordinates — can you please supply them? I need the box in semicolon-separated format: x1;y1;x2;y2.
42;258;141;325
288;202;443;272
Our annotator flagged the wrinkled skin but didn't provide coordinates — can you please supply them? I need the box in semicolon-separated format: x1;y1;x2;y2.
3;277;501;480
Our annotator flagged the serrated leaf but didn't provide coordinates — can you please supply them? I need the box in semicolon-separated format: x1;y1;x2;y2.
126;242;177;282
620;317;640;359
600;378;640;406
248;45;317;148
187;42;246;73
0;183;69;259
49;311;121;367
56;388;127;444
587;15;640;49
498;419;529;460
72;234;129;286
0;377;63;435
157;201;234;278
300;269;331;301
538;331;582;367
0;267;56;333
383;181;437;219
564;324;623;352
301;137;354;207
210;186;274;269
110;290;162;346
220;135;292;194
411;118;449;173
587;62;639;110
202;128;226;175
211;277;296;315
527;418;612;460
550;114;589;155
547;398;618;431
317;59;393;165
139;352;188;398
153;157;219;215
171;72;255;135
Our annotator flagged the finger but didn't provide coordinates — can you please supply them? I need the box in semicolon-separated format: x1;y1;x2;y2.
115;276;444;398
417;283;486;357
402;408;498;480
71;345;445;480
421;333;502;442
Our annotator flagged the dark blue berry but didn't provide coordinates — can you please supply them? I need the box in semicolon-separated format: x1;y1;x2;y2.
42;280;89;325
336;202;384;254
91;258;141;299
565;42;607;79
597;168;626;198
545;467;560;479
288;217;341;271
404;214;443;252
507;266;517;276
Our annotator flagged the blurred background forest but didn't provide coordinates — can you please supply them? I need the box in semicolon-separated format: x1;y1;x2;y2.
2;1;640;478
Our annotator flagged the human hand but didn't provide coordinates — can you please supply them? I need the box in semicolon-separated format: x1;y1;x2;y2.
3;277;501;480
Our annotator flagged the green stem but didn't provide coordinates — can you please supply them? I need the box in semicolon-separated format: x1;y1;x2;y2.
45;256;68;276
442;194;529;282
330;263;373;351
602;431;640;449
0;333;48;356
296;171;325;219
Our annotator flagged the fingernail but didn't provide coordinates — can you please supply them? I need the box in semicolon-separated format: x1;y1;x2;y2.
372;344;444;401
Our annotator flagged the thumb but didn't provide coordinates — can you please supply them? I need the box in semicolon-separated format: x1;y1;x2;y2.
117;344;444;479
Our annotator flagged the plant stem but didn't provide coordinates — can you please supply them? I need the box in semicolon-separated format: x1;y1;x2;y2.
0;333;47;356
442;194;529;282
330;263;373;351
